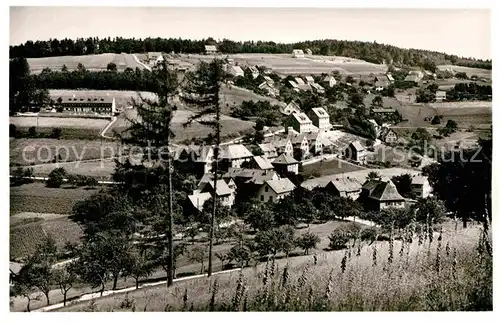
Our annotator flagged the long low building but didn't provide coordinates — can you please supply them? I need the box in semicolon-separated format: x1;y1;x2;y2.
51;94;117;116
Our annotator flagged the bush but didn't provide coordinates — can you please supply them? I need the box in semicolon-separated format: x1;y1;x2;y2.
328;229;351;250
46;167;67;188
431;115;441;125
27;126;37;138
51;127;62;139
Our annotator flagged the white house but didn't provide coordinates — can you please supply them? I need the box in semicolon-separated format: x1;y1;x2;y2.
292;49;305;58
310;83;325;94
197;179;236;208
344;141;367;164
280;101;302;116
323;76;337;87
272;153;299;175
248;66;260;79
285;112;316;134
257;178;296;203
305;76;315;84
305;48;313;55
308;107;331;131
258;142;278;160
361;180;406;211
219;144;253;170
411;175;432;198
324;177;363;200
229;65;245;78
435;91;447;102
205;45;218;54
147;52;164;66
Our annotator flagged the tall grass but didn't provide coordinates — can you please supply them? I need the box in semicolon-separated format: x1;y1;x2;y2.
61;226;492;312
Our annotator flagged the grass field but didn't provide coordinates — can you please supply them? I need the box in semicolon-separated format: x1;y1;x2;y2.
21;159;117;179
10;138;119;166
178;53;388;76
220;84;285;114
10;213;84;261
10;116;109;129
28;53;144;74
437;65;492;79
302;158;365;178
10;182;97;215
57;223;491;312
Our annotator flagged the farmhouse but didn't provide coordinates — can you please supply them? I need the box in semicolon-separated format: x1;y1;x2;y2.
281;101;302;116
246;155;275;170
258;82;279;97
263;76;274;85
248;66;260;79
306;132;332;155
257;143;278;160
228;65;245;78
284;112;316;134
54;94;116;116
147;52;164;65
344;141;367;164
310;82;325;94
198;179;235;208
386;73;395;82
272;153;299;175
292;49;305;58
223;167;278;187
268;137;294;157
257;178;296;203
324;177;363;200
219;144;253;171
323;75;337;87
379;127;398;144
305;48;313;55
411;175;432;198
289;133;310;160
360;179;406;211
308;107;331;131
305;76;315;84
205;45;218;54
435;91;447;102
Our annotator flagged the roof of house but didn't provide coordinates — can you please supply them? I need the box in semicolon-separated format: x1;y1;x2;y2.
147;52;162;59
386;73;395;81
288;80;299;88
258;143;277;153
310;107;329;118
230;65;244;75
253;156;274;170
292;49;304;55
291;112;312;124
57;94;115;105
323;75;337;82
311;83;325;91
200;179;234;196
10;261;23;275
220;144;253;160
270;136;291;149
272;153;298;165
294;77;305;85
288;133;308;145
404;75;420;82
188;192;212;211
364;180;405;201
198;173;214;186
349;140;364;152
263;76;274;83
372;108;397;113
411;175;428;186
205;45;217;52
375;80;390;88
265;178;296;194
223;167;264;179
305;76;315;83
327;177;362;193
246;170;278;185
196;146;214;163
248;66;259;73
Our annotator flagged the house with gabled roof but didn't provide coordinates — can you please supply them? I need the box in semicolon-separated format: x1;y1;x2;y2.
323;75;337;87
308;107;331;131
284;112;316;134
246;155;275;170
257;178;296;203
219;144;253;171
324;177;363;200
147;52;164;65
344;141;367;164
360;179;406;211
288;133;310;160
272;153;299;175
188;192;212;212
305;76;315;84
411;174;432;198
379;127;398;144
281;101;301;116
310;82;325;94
258;143;278;160
305;48;313;55
268;136;294;157
248;66;259;79
292;49;305;58
435;91;446;102
294;77;306;85
198;179;236;208
228;65;244;78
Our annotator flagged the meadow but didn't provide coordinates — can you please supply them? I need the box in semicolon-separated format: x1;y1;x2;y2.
57;223;492;311
28;53;143;74
436;65;492;79
10;116;109;130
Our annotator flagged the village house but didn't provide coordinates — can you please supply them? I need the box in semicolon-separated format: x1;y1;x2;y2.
198;179;236;208
272;153;299;175
411;175;432;198
194;146;215;176
308;107;331;131
324;177;363;200
294;77;306;86
257;143;278;160
323;75;337;87
435;90;447;102
306;132;323;155
310;82;325;94
263;76;274;85
287;80;300;92
289;133;310;160
257;178;296;203
147;52;164;66
284;112;316;134
219;144;253;171
360;179;406;211
55;94;117;116
187;191;212;212
248;66;260;79
280;101;302;116
258;82;279;97
292;49;305;58
205;45;218;54
386;72;395;83
271;136;294;157
304;76;315;84
228;65;245;78
222;168;279;189
305;48;313;55
344;141;367;164
374;75;390;91
379;127;398;144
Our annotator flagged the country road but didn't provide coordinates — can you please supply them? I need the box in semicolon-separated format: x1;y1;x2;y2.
132;54;151;71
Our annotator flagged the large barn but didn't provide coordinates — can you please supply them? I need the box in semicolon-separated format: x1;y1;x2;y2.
53;94;116;116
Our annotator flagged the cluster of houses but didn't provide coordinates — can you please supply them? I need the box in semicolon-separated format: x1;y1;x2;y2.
291;49;313;58
287;76;326;94
302;173;432;211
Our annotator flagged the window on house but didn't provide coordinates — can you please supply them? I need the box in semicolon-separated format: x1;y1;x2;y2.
265;186;268;192
269;196;273;202
260;195;264;201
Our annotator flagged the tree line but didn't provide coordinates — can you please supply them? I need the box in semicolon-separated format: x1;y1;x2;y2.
10;36;491;70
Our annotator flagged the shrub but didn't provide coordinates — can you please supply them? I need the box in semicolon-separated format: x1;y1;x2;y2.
28;126;37;138
46;167;67;188
296;232;320;255
328;229;350;250
51;127;62;139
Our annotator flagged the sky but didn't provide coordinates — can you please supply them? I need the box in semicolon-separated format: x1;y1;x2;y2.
9;7;491;59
